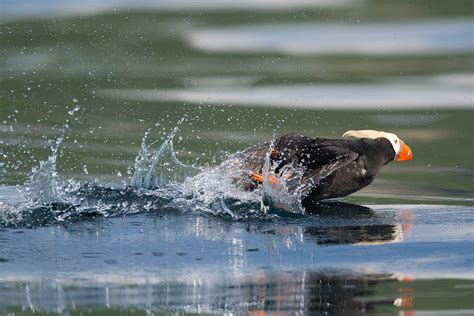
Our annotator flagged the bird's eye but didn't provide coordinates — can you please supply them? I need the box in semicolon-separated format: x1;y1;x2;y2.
394;139;398;144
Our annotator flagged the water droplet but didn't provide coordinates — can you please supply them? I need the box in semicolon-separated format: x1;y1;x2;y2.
68;105;80;116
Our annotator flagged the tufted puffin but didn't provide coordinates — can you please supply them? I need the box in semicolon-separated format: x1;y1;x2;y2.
235;130;412;206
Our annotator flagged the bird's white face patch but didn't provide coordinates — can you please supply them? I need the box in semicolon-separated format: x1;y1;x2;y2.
382;133;401;155
342;129;401;155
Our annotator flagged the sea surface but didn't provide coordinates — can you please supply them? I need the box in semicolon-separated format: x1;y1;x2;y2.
0;0;473;315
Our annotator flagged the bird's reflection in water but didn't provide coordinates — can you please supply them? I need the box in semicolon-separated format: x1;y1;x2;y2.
304;224;403;245
304;200;377;216
269;201;409;246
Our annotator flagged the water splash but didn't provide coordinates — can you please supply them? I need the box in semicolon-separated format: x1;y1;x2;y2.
67;105;80;116
23;130;66;205
130;119;200;189
260;140;306;214
128;125;310;217
182;156;263;219
1;122;315;227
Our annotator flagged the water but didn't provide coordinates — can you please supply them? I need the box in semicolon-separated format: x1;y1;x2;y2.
1;0;473;314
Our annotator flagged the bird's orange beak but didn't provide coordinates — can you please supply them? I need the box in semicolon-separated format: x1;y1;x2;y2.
396;142;413;161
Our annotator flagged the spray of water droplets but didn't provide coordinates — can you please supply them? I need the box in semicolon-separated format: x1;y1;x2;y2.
1;119;316;227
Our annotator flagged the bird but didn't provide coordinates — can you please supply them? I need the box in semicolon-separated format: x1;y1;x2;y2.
233;130;412;207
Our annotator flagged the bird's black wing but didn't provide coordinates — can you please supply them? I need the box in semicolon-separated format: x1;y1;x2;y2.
297;142;359;197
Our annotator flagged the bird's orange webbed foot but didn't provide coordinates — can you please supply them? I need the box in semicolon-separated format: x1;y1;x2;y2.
248;148;282;185
249;172;281;185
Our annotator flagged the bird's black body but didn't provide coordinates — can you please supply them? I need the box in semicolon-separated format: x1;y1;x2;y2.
236;133;397;205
